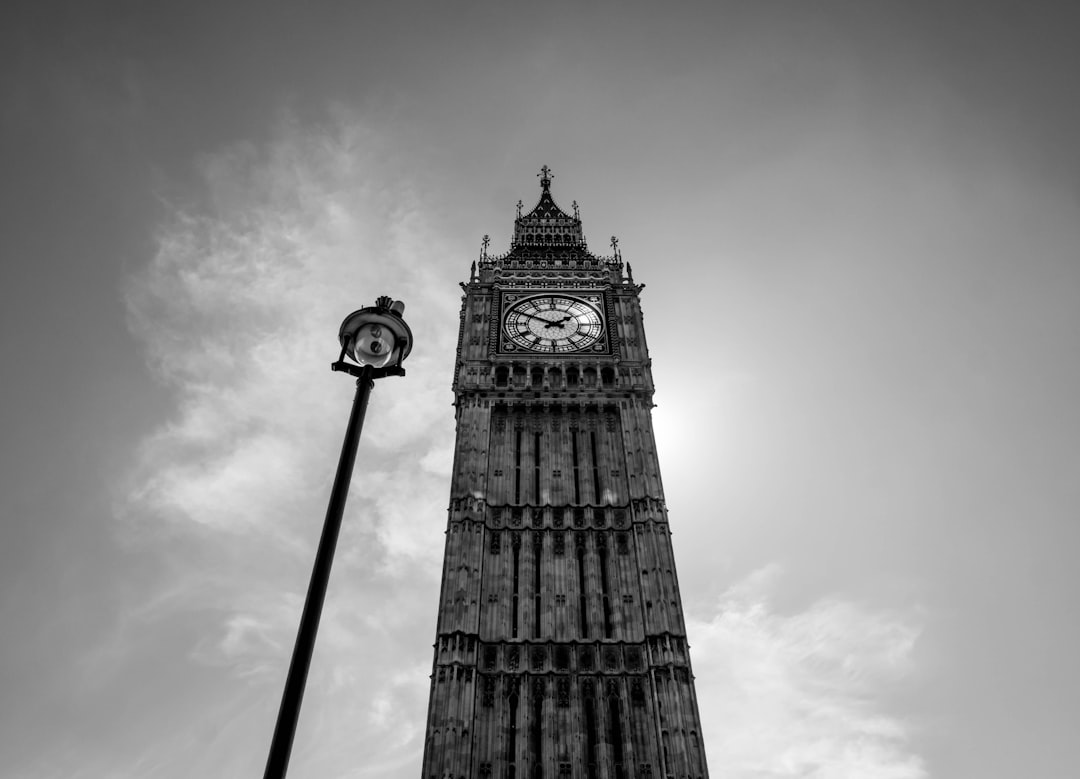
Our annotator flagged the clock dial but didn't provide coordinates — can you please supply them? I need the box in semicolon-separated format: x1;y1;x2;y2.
503;295;604;353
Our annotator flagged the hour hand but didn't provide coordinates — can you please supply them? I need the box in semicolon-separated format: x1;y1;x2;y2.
543;315;574;328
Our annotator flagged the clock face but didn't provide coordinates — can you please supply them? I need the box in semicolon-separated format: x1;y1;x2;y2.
503;294;604;353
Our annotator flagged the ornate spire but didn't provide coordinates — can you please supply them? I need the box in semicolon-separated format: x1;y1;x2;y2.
512;165;585;249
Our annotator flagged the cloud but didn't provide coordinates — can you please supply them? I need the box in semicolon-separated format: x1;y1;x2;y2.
126;105;458;549
689;565;926;779
120;109;461;777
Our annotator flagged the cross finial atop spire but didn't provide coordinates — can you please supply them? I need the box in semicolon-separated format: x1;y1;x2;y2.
538;165;553;191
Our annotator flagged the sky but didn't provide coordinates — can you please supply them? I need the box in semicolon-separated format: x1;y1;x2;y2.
2;1;1079;777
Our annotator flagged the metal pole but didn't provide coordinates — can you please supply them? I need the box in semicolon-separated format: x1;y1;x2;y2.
263;366;374;779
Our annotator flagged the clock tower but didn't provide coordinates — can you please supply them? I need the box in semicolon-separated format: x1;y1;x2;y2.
421;169;709;779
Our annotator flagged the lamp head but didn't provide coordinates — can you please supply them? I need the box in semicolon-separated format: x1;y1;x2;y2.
338;297;413;371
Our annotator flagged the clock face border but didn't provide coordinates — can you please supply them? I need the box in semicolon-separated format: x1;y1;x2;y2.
495;290;611;356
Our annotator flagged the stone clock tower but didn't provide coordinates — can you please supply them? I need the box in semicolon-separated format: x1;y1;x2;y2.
421;169;709;779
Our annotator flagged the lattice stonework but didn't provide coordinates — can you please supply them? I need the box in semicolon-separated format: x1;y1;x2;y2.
421;171;709;779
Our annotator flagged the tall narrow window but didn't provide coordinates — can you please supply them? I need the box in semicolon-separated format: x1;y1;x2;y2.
514;429;523;504
533;535;543;639
577;541;588;638
590;431;601;503
508;693;519;779
599;545;613;638
512;540;520;639
571;431;581;504
584;692;599;779
531;685;544;777
533;431;541;502
609;695;626;779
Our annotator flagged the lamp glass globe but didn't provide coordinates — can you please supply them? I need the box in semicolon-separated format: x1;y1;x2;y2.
351;322;396;368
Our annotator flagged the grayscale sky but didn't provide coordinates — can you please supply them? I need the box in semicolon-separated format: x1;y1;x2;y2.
2;2;1079;777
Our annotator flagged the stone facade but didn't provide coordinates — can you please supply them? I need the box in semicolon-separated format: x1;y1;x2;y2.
421;170;708;779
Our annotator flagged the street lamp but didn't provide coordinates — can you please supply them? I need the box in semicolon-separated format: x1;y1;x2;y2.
262;295;413;779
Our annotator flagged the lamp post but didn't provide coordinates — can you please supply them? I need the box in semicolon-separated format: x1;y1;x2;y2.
262;295;413;779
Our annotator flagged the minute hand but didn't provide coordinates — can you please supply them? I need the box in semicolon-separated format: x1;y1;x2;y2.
517;312;573;327
543;315;576;328
516;312;560;325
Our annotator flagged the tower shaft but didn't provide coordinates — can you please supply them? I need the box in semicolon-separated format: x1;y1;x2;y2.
421;172;708;779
